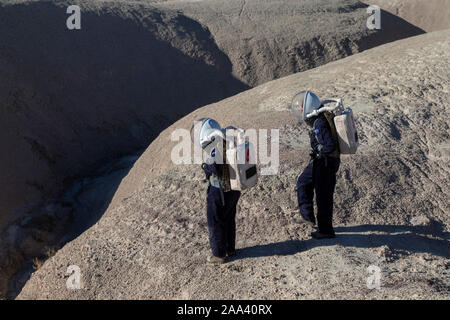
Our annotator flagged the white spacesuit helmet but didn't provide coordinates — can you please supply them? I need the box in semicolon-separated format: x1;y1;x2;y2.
290;90;322;122
190;118;224;149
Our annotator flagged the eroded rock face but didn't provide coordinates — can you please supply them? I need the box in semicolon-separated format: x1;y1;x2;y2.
17;30;450;300
148;0;426;86
0;0;247;226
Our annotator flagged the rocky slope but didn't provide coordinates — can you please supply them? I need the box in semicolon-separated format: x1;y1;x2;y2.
146;0;426;86
0;0;427;298
17;29;450;299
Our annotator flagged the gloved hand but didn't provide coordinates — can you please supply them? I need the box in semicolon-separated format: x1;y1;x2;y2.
309;150;324;160
202;159;221;178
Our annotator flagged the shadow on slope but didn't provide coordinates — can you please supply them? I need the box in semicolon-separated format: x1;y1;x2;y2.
5;150;144;299
234;222;449;260
355;6;426;51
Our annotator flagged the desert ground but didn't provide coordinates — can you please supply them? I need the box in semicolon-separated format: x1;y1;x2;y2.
0;0;449;299
17;28;450;299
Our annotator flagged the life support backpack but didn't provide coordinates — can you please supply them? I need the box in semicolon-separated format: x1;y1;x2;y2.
196;121;258;192
313;99;359;155
222;127;258;191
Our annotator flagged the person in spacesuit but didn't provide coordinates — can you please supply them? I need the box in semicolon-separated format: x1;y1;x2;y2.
202;156;241;264
293;91;341;239
192;118;241;264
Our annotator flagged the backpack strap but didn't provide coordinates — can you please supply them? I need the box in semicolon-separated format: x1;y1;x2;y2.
221;142;231;192
312;118;323;153
323;112;341;157
312;113;340;158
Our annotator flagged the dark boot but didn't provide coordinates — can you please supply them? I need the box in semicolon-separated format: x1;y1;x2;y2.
207;255;226;265
299;212;316;227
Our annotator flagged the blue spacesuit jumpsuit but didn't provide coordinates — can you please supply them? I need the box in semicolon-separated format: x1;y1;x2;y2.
202;161;241;258
296;113;340;235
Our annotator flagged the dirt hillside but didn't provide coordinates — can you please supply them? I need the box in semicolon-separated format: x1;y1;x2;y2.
0;0;427;298
17;29;450;299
